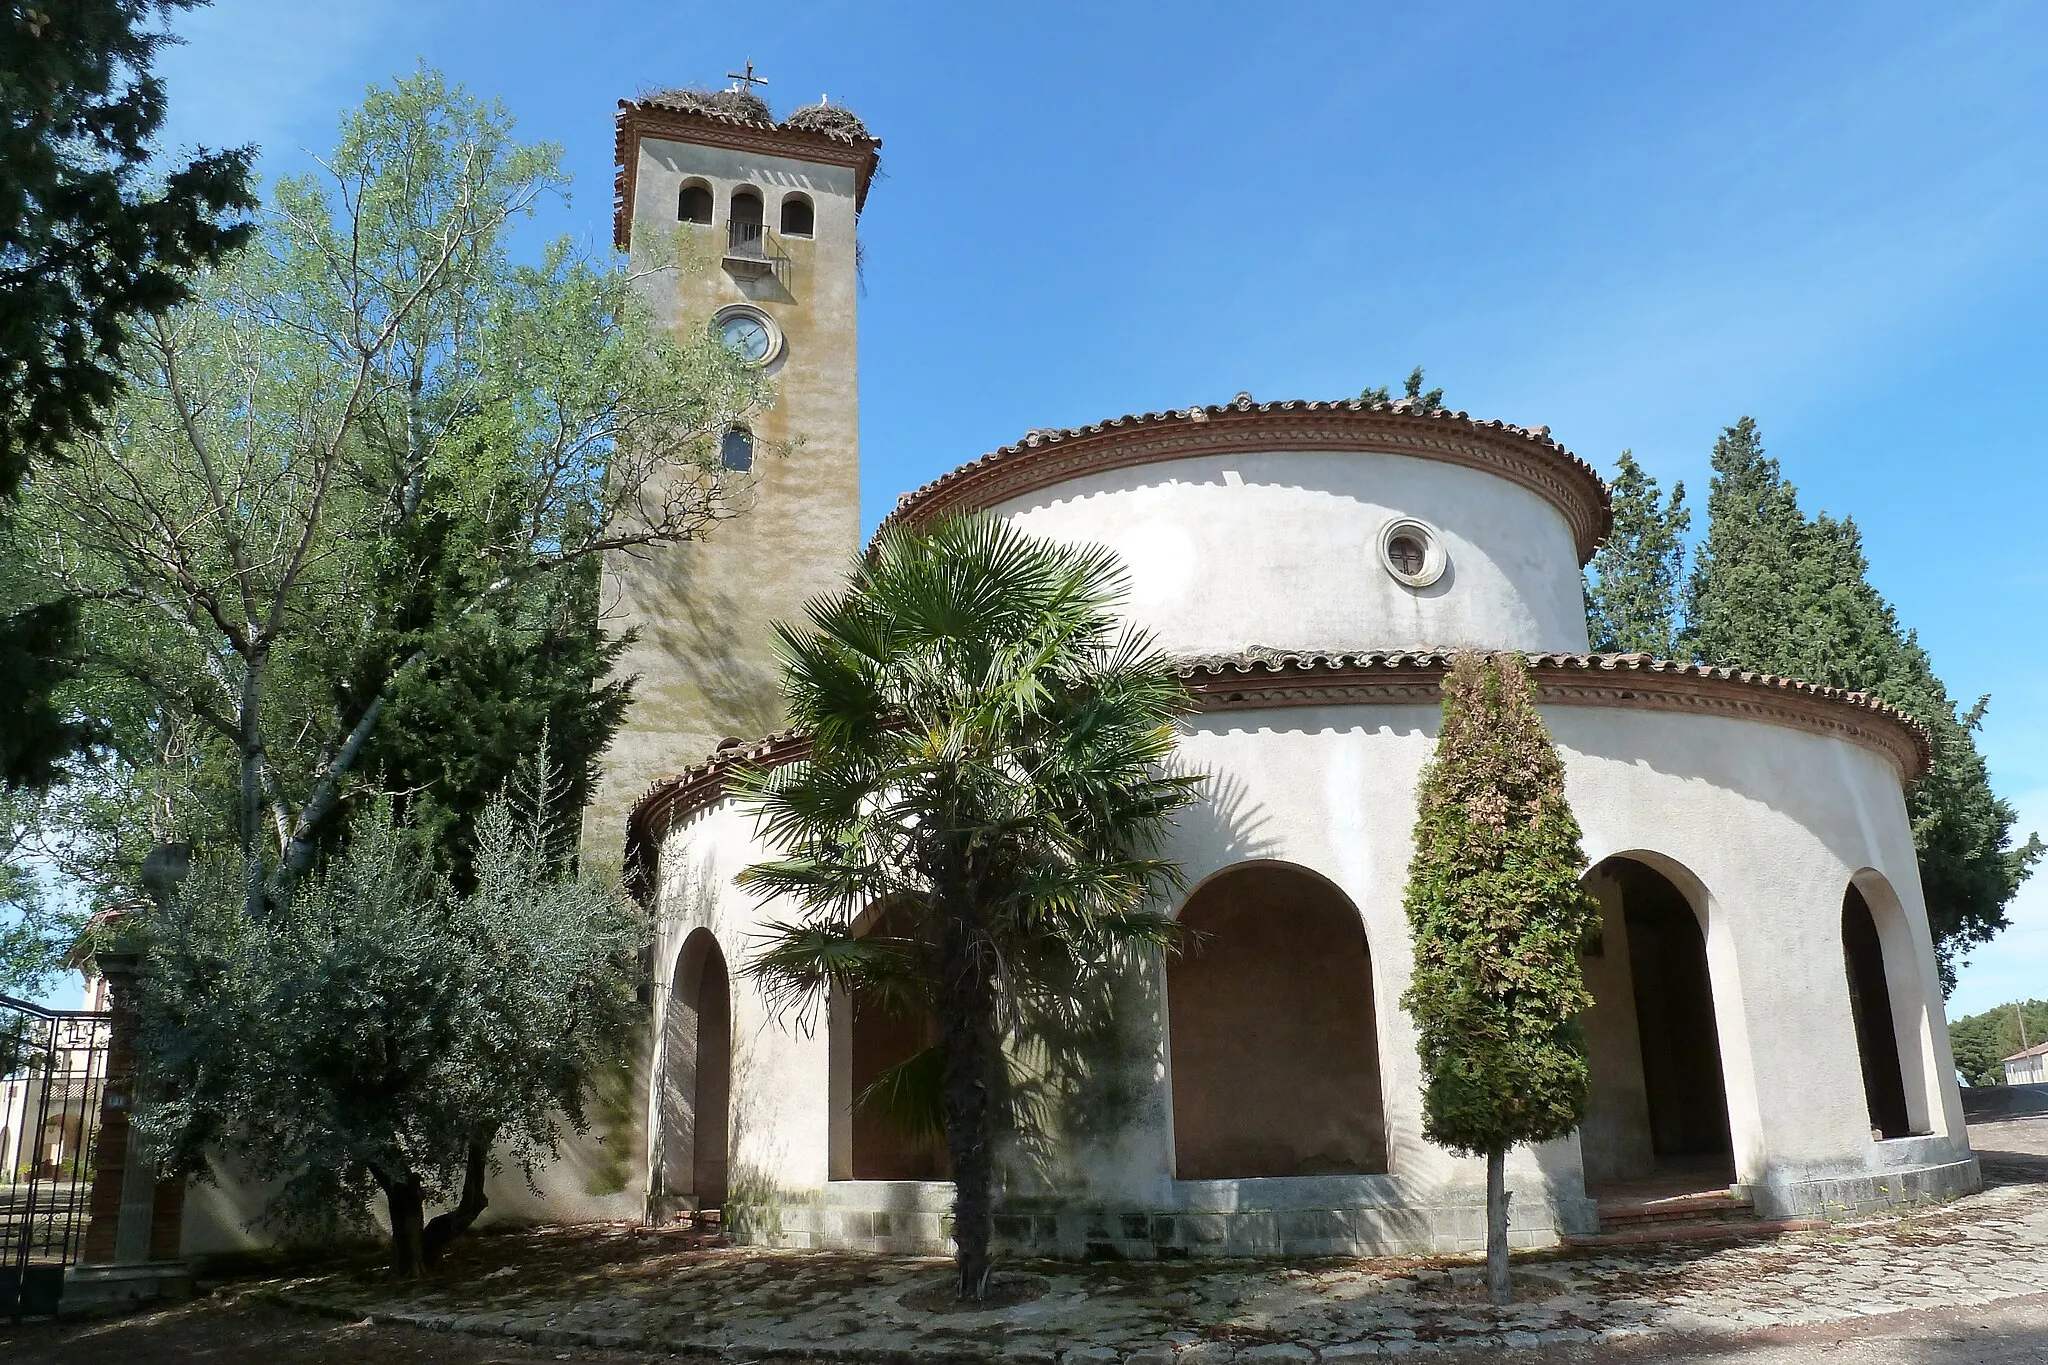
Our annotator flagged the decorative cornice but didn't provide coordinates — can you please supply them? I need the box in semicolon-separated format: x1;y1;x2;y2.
612;101;883;251
625;731;811;901
878;398;1615;565
1176;651;1931;782
621;652;1930;895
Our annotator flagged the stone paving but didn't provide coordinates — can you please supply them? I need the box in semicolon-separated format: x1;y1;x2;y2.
268;1118;2048;1360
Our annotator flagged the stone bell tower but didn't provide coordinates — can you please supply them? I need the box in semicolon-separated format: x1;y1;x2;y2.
589;82;880;854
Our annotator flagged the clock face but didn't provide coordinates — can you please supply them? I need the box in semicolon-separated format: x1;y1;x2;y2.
719;313;773;364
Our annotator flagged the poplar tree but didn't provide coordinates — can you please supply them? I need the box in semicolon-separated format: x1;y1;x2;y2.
1684;419;2040;982
1402;650;1599;1306
1584;451;1688;655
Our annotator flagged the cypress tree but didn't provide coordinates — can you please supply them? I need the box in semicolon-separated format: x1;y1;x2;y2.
1682;418;1807;666
1402;651;1600;1306
1585;451;1689;655
1683;418;2040;980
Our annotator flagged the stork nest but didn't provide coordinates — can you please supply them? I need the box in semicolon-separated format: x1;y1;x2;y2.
782;102;870;140
642;85;772;124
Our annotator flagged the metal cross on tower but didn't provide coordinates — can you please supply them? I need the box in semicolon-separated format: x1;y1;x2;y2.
727;61;768;94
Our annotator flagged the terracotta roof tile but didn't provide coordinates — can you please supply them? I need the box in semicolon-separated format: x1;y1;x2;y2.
621;651;1931;891
876;397;1614;564
612;99;882;251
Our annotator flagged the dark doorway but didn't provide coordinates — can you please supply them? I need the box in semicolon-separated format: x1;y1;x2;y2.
1621;861;1733;1160
1843;885;1912;1140
845;904;947;1180
1579;857;1735;1195
660;930;731;1211
1167;863;1387;1179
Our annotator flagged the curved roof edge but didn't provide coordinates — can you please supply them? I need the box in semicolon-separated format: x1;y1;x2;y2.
877;397;1615;565
622;651;1929;895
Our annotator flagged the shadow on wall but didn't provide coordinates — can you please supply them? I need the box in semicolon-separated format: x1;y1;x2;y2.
1160;756;1282;871
1167;861;1389;1180
602;490;781;753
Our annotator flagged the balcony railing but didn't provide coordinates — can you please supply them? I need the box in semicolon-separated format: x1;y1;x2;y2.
727;219;766;259
724;219;788;287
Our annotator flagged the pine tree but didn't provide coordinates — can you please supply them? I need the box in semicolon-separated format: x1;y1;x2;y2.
1683;419;2041;982
1585;451;1689;655
1402;651;1600;1306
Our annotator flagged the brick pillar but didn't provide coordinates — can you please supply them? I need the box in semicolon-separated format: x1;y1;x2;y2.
79;950;183;1266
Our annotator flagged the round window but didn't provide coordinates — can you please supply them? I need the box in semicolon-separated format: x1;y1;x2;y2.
1378;518;1446;588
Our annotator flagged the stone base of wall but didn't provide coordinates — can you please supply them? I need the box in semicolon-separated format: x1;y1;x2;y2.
739;1177;1602;1260
1748;1156;1981;1222
60;1263;192;1318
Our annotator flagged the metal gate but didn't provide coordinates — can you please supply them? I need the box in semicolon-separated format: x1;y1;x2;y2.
0;993;111;1318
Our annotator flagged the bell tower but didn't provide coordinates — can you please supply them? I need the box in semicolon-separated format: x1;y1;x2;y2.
591;84;880;851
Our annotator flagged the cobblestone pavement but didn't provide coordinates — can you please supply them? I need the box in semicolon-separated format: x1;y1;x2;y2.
267;1119;2048;1361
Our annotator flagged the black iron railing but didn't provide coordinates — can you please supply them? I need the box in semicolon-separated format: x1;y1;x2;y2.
1;994;111;1318
727;219;766;259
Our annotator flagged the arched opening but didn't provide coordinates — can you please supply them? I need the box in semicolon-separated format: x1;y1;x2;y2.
1167;862;1386;1179
1578;856;1733;1195
719;426;754;471
1843;884;1912;1139
659;929;731;1213
834;902;947;1180
779;192;814;236
678;181;713;224
728;187;764;258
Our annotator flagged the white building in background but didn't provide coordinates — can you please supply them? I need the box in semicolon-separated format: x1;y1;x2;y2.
2006;1042;2048;1087
1;975;111;1184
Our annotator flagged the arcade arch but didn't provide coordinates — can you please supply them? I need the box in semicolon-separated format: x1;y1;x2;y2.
659;929;731;1212
1577;855;1734;1191
830;901;946;1181
1842;874;1932;1139
1166;861;1387;1179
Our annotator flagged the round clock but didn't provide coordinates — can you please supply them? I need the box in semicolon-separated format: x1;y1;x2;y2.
717;310;775;365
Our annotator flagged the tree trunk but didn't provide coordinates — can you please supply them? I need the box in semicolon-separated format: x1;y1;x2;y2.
237;651;269;921
1485;1145;1512;1307
380;1168;429;1278
422;1140;492;1265
936;892;999;1301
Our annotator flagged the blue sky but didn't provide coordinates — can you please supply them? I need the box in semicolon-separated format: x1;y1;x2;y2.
136;0;2046;1016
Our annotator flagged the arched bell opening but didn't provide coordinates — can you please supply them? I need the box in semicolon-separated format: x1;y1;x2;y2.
828;901;947;1181
1577;855;1735;1198
658;928;731;1214
1165;861;1387;1179
1842;873;1935;1139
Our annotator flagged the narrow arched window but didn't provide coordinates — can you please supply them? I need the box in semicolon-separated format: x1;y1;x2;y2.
720;426;754;472
678;182;713;224
728;189;765;258
780;193;815;237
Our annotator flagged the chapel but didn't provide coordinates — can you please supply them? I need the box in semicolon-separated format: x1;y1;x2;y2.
557;82;1974;1258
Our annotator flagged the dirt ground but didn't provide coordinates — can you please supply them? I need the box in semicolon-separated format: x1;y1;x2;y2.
5;1104;2044;1365
0;1294;672;1365
6;1290;2048;1365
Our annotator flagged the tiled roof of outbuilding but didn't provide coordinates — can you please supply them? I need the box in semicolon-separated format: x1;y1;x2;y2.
878;395;1615;564
621;651;1931;892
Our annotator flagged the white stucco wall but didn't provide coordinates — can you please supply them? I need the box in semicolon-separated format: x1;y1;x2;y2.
644;801;834;1209
987;451;1593;656
646;694;1969;1247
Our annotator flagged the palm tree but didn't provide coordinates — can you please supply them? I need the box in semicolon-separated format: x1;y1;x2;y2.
737;514;1200;1300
